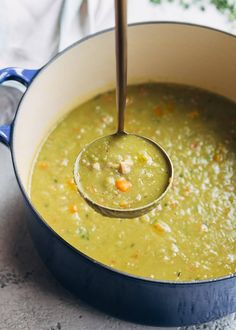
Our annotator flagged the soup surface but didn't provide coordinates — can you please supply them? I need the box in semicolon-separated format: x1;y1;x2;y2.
75;133;171;210
31;84;236;281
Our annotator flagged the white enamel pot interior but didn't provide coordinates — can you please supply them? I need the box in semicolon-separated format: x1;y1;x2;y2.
13;22;236;224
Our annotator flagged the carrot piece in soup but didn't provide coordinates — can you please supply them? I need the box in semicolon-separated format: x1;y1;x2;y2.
120;201;128;208
67;178;77;191
69;204;78;213
115;178;132;192
38;161;49;170
188;110;199;118
152;223;166;234
154;106;163;117
152;221;171;234
213;153;223;162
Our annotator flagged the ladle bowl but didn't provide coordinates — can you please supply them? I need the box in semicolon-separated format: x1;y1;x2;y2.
74;132;174;218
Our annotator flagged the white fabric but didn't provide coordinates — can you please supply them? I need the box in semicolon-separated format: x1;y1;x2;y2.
0;0;64;67
0;0;235;68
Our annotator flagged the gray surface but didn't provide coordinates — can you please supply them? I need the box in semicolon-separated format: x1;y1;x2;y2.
0;86;235;329
0;143;156;330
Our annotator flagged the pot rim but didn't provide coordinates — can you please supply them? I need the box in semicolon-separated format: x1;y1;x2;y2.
11;21;236;286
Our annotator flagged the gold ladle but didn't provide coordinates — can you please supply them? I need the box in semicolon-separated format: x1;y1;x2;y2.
74;0;173;218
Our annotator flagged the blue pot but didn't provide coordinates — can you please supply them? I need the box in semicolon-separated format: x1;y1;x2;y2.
0;23;235;327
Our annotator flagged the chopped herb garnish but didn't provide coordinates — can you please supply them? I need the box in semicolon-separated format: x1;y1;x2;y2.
150;0;236;21
77;227;89;240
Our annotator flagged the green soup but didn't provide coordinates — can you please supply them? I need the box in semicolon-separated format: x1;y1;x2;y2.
31;83;236;281
75;133;170;210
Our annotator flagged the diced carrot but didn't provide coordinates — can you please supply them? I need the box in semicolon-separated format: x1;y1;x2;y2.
38;161;49;170
104;93;113;101
115;178;132;192
171;202;178;209
120;201;128;208
188;110;199;118
152;223;165;234
110;260;116;265
67;178;77;191
183;186;191;196
69;204;78;213
213;153;223;162
152;221;171;234
190;143;198;149
154;106;163;117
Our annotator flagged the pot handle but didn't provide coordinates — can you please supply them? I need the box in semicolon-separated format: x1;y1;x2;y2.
0;67;39;146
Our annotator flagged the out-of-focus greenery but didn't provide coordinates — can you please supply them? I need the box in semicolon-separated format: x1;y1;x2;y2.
150;0;236;21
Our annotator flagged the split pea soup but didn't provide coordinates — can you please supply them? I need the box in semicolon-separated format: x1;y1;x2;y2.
75;133;171;210
31;83;236;281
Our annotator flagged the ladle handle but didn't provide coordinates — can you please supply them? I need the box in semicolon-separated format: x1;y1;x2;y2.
115;0;127;134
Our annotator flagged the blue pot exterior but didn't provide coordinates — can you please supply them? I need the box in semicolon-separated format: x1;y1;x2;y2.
1;24;236;327
0;67;38;86
0;67;39;146
0;125;11;147
24;199;236;327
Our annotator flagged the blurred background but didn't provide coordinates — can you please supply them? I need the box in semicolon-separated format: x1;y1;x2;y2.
1;0;236;125
0;0;236;68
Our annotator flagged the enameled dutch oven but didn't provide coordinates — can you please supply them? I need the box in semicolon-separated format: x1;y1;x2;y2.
0;23;236;327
